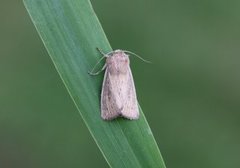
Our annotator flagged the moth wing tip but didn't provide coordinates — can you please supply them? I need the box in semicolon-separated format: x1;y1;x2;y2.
101;113;139;120
101;113;120;120
121;113;139;120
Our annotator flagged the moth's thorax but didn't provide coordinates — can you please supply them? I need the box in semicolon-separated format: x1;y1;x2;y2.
106;50;130;74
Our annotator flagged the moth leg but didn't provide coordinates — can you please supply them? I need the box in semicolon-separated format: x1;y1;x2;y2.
96;47;107;56
88;64;107;76
88;48;107;76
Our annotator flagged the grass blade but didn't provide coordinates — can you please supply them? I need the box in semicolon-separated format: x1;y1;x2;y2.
23;0;166;167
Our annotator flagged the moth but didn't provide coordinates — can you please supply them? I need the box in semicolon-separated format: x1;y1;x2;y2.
89;48;149;120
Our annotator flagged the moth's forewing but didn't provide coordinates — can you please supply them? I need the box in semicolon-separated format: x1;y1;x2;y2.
120;67;139;119
101;69;120;120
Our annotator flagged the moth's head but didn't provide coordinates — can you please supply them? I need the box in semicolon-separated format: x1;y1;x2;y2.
107;50;130;64
106;50;130;74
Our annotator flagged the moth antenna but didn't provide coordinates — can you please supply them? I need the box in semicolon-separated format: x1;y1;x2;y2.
96;47;107;56
123;50;151;63
96;47;114;57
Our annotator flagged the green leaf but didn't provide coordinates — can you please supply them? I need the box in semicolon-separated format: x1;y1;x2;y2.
23;0;166;167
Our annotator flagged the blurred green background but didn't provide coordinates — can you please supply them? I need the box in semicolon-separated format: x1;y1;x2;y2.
1;0;240;167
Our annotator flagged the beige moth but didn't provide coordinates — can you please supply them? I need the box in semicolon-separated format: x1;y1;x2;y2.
89;48;149;120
